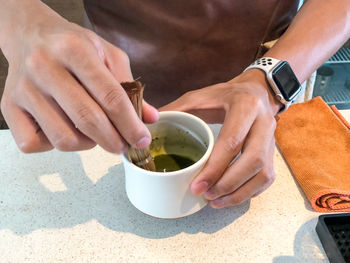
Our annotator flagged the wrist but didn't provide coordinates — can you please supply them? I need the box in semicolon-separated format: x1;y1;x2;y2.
0;0;48;57
238;68;283;115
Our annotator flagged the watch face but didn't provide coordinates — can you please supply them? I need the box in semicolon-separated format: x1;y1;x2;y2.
272;61;301;102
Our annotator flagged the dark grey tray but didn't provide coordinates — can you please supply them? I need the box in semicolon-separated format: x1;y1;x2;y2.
316;213;350;263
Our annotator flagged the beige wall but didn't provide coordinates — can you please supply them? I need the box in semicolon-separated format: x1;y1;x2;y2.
0;0;84;126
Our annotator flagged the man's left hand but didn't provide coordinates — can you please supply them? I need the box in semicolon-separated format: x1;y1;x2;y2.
160;69;281;208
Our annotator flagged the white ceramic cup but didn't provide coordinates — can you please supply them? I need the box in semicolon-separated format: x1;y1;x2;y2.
122;111;214;219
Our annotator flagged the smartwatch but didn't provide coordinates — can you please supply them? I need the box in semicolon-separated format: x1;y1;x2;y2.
244;57;301;113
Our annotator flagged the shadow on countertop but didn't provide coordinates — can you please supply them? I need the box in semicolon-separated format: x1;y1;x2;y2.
273;218;328;263
0;150;249;239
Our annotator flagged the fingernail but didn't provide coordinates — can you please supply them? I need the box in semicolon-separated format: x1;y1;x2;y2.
135;136;151;148
192;181;208;195
211;198;225;209
153;109;160;121
205;188;219;200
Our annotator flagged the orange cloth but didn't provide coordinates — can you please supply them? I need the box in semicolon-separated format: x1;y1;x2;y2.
275;96;350;212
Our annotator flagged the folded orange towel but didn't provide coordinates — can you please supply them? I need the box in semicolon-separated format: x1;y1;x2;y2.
275;96;350;212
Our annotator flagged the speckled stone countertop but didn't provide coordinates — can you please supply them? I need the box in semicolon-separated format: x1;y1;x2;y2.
0;110;349;263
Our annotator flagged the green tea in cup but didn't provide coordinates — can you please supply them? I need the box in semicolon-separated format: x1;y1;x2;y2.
148;122;207;172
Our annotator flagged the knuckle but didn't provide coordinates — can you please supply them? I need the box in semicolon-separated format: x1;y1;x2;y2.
118;50;130;65
260;169;276;186
54;135;80;151
75;107;105;131
201;167;221;186
251;153;265;171
261;114;277;132
223;135;241;153
100;88;125;111
18;138;39;153
116;48;130;66
25;47;47;72
229;195;245;205
14;79;38;105
242;94;262;111
216;183;232;195
253;170;276;197
129;127;148;145
17;79;31;94
18;142;34;153
58;32;84;56
83;140;97;150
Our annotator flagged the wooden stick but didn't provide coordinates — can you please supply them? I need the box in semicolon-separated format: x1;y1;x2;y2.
121;81;156;171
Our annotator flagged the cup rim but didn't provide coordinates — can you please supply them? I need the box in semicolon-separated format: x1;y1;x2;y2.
122;111;214;177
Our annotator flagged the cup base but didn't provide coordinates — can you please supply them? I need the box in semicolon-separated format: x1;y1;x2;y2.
128;197;208;220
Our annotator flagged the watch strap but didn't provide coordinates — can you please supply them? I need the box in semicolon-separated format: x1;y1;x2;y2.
244;57;281;73
244;57;290;113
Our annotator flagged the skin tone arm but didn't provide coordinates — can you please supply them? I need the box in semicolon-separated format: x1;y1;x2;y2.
161;0;350;208
0;0;159;153
267;0;350;83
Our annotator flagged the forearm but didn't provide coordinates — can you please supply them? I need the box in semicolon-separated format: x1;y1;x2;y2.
266;0;350;83
0;0;61;57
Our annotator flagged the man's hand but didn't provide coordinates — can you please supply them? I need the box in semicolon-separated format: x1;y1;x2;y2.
160;69;281;208
0;1;158;153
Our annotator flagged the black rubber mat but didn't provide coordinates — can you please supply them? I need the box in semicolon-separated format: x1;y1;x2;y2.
316;213;350;263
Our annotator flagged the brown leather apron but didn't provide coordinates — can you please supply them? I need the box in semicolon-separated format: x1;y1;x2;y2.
83;0;299;107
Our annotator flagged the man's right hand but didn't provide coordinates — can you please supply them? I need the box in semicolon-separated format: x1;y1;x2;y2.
0;0;158;153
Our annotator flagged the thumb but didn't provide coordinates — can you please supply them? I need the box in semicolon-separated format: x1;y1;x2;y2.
142;100;159;123
159;94;225;124
159;96;191;112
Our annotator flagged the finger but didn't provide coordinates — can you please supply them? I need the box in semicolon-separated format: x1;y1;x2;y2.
26;56;126;153
1;100;53;153
190;104;257;195
100;38;134;83
103;41;159;130
252;137;276;197
101;42;159;124
142;100;159;124
203;115;276;201
20;82;96;152
209;137;276;208
57;39;151;148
